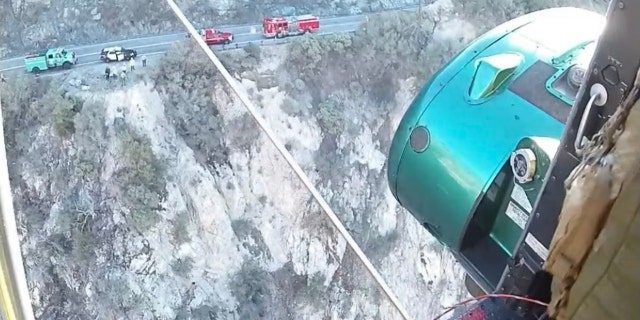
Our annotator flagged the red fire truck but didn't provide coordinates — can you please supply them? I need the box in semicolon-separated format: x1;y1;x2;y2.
262;14;320;38
202;29;234;45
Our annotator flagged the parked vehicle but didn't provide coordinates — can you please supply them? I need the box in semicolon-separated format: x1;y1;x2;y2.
199;29;234;45
24;48;78;73
24;47;77;73
262;14;320;38
100;46;137;62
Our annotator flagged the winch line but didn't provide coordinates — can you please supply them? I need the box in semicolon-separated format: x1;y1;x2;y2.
164;1;413;319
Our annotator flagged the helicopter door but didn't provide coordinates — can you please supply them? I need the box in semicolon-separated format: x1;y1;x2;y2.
458;161;514;292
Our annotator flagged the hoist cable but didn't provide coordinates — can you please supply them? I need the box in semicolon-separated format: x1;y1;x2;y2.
164;1;413;319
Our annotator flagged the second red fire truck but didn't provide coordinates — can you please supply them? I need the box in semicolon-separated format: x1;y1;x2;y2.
262;14;320;38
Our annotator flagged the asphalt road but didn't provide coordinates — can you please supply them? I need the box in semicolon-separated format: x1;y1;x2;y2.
0;8;418;74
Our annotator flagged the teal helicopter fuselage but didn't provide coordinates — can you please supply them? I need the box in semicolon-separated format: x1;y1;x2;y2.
387;7;605;293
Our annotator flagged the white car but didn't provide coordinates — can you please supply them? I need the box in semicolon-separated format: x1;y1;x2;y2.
100;46;137;62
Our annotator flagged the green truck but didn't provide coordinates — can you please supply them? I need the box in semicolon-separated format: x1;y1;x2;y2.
24;47;78;74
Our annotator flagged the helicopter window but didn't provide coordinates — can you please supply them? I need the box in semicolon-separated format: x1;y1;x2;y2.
468;53;523;103
486;171;506;202
494;171;506;185
549;64;586;102
509;60;570;124
486;182;499;202
409;126;430;153
459;162;513;290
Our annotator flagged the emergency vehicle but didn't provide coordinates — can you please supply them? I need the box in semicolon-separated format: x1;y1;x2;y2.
100;46;137;62
262;14;320;38
197;29;234;45
24;47;78;73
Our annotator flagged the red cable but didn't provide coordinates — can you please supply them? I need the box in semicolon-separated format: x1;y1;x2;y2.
432;293;549;320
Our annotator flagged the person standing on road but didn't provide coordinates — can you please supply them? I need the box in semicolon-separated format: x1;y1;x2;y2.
120;70;127;87
105;67;111;80
129;57;136;72
142;55;147;67
0;73;6;84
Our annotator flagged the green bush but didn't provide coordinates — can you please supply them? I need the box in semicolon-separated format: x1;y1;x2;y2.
171;211;190;245
315;98;344;137
125;184;163;231
302;272;328;303
243;42;262;61
45;90;78;137
116;128;166;231
71;226;95;263
171;257;194;276
1;76;51;155
119;129;165;191
154;42;230;169
73;100;108;181
285;11;449;104
226;112;262;152
0;76;35;104
287;33;354;92
354;12;439;78
51;106;75;137
280;97;305;116
231;219;271;259
231;260;273;319
52;189;99;267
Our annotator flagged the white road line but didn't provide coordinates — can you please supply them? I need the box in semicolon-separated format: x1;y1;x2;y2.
1;66;21;72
